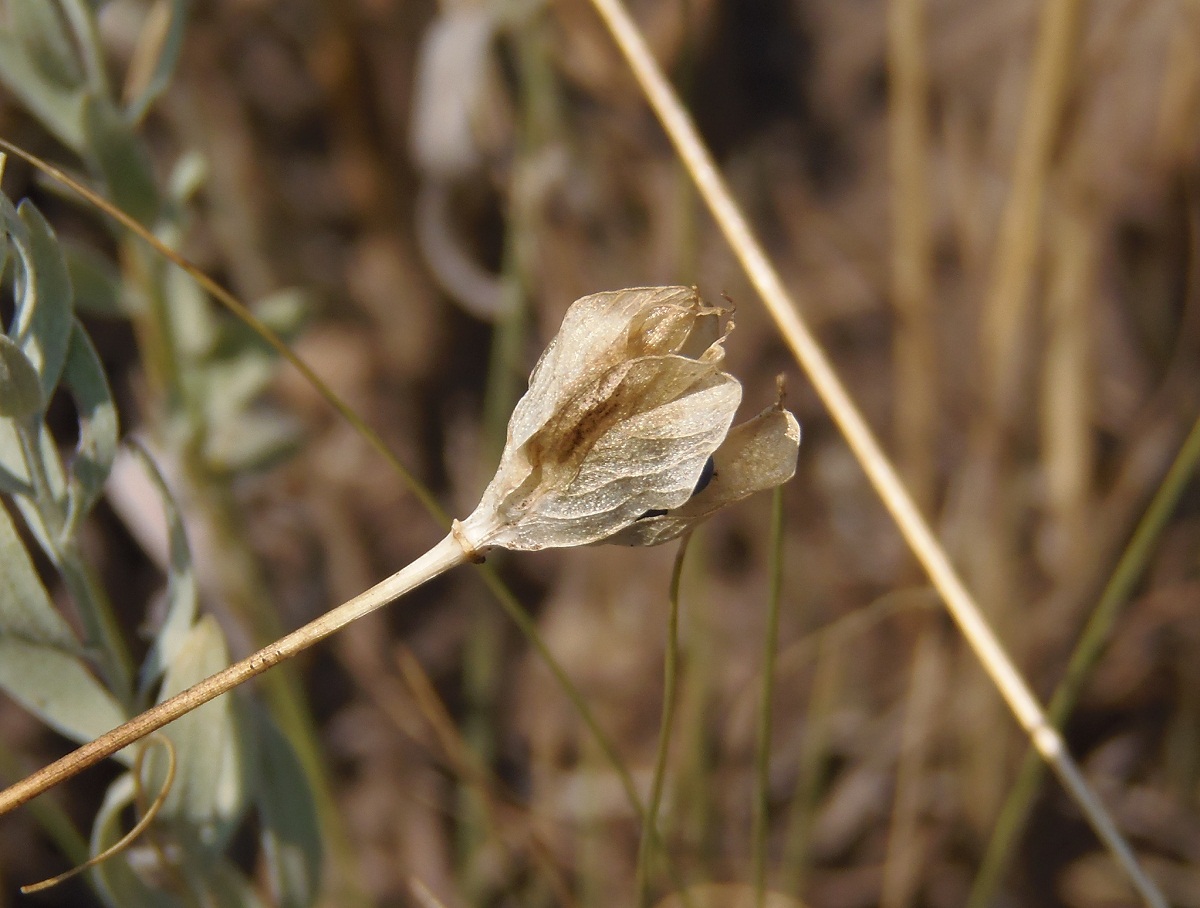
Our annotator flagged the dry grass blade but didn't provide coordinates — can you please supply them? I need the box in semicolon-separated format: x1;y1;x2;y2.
585;0;1166;904
887;0;936;512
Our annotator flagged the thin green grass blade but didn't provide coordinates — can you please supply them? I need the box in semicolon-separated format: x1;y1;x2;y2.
968;411;1200;908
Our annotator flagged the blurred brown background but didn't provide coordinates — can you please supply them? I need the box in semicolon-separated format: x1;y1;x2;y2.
1;0;1199;906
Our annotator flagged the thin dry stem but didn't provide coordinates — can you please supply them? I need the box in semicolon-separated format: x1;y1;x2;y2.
880;626;942;908
887;0;936;514
0;534;468;816
585;0;1165;904
1040;187;1096;585
980;0;1085;425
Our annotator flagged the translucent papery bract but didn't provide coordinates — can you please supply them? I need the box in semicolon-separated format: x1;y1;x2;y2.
457;285;800;553
603;404;801;547
477;372;742;550
506;286;718;454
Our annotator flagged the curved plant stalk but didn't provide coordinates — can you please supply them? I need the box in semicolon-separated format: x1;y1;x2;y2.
581;1;1166;905
20;735;176;894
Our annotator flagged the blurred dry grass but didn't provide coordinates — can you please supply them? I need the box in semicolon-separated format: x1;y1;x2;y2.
1;0;1199;906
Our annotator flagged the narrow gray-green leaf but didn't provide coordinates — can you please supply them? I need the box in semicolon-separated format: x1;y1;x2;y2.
0;503;129;752
0;334;44;418
81;94;160;226
201;349;276;424
0;187;24;242
56;0;111;99
143;616;245;851
14;201;75;398
0;640;130;757
130;444;198;696
0;32;87;150
61;321;118;536
0;496;75;647
125;0;190;123
204;409;302;474
6;0;84;89
0;420;69;556
64;242;125;317
0;418;31;495
0;206;9;282
249;707;322;908
191;859;267;908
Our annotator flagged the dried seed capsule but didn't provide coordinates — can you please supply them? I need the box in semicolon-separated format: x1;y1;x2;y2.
456;286;800;553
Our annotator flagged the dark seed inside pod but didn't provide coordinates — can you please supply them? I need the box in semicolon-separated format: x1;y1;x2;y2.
637;455;717;521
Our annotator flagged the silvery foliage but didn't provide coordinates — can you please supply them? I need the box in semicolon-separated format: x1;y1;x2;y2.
0;2;319;903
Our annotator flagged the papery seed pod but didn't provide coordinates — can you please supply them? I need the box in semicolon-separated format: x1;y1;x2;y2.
455;286;800;553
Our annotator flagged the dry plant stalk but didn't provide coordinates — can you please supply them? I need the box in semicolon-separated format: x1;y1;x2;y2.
887;0;936;513
583;0;1166;905
0;286;799;818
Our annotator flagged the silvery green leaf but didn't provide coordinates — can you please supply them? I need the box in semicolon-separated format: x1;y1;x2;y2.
0;501;129;753
165;254;216;358
190;859;267;908
210;288;309;364
81;93;160;226
0;333;44;419
0;204;8;279
0;418;31;495
124;0;189;124
64;241;125;317
167;150;208;204
131;444;198;696
0;414;68;562
202;348;275;422
0;33;87;152
89;772;180;908
62;321;119;537
0;418;28;493
0;501;79;649
142;616;245;852
0;4;87;149
13;201;74;400
56;0;110;98
249;706;322;908
0;638;129;747
204;409;302;474
6;0;85;89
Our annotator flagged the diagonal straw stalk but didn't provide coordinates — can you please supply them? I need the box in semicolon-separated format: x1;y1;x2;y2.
584;0;1166;904
0;534;469;815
